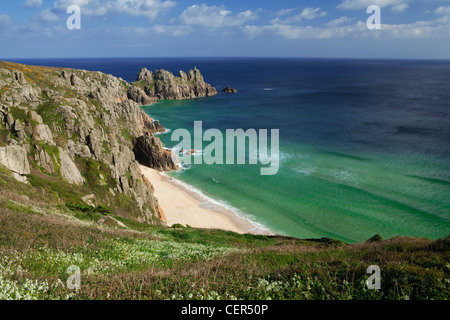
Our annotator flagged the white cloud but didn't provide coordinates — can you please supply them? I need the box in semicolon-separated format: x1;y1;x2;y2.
22;0;43;8
244;22;368;40
275;8;295;17
436;6;450;15
120;4;258;37
52;0;175;19
391;3;409;12
179;4;258;28
271;7;326;24
326;16;354;27
338;0;409;10
300;8;327;20
121;25;193;37
244;14;450;41
36;8;60;22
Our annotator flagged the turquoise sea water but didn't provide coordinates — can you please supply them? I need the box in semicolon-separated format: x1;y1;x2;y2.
140;59;450;243
144;101;450;243
16;58;450;243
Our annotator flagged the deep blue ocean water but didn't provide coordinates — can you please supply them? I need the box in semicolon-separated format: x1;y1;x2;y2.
12;58;450;242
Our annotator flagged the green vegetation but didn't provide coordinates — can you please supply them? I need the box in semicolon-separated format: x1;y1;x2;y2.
64;202;110;222
132;80;155;90
32;141;61;176
8;106;27;121
0;128;9;146
66;202;111;215
76;158;115;189
35;102;63;132
0;167;448;300
121;128;132;142
88;98;101;110
25;158;144;223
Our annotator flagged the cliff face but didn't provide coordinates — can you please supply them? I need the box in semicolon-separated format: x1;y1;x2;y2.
0;61;205;224
129;67;218;103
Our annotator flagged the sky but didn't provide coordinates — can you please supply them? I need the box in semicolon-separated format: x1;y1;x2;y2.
1;0;450;59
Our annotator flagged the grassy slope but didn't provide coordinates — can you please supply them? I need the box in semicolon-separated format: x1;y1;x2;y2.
0;167;449;300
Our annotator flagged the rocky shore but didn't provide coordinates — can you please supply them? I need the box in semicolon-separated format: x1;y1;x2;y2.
0;61;217;225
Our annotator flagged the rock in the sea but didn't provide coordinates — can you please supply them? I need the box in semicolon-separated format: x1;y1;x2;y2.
222;86;237;94
132;67;218;101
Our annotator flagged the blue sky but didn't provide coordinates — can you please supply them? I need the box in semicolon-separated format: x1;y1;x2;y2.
1;0;450;59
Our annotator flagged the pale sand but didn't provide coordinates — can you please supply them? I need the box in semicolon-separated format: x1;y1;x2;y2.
140;165;269;235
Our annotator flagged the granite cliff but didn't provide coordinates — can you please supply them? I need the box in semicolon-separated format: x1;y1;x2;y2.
0;61;217;225
128;67;217;104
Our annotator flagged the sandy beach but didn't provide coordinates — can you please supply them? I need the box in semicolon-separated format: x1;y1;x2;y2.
140;165;269;235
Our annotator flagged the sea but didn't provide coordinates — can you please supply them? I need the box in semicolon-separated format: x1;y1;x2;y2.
12;58;450;243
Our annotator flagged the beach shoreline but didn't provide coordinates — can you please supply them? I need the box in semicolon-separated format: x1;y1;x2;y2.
139;165;271;235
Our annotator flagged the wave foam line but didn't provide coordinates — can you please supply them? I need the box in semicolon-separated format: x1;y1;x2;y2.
160;171;274;235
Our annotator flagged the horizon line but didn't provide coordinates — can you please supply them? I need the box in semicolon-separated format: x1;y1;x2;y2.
2;56;450;62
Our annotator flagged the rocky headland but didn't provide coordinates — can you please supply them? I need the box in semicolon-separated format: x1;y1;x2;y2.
127;67;218;104
0;61;217;225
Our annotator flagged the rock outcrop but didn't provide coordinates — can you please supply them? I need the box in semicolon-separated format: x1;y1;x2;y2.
133;135;178;172
0;145;30;183
222;86;237;94
58;147;84;186
133;67;218;101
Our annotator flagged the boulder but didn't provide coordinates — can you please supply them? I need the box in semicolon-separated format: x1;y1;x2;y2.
0;145;30;183
13;71;25;85
12;120;27;140
58;147;84;186
67;140;91;159
33;123;54;144
5;113;14;129
70;74;84;87
28;110;43;124
34;145;56;174
82;194;95;207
